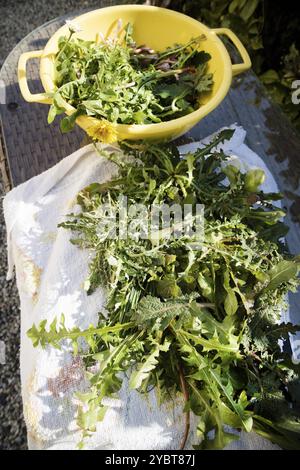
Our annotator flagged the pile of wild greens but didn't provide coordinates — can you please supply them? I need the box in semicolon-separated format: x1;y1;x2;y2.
48;22;213;132
28;130;300;449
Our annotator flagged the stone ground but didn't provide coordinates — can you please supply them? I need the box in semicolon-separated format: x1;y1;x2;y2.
0;0;131;450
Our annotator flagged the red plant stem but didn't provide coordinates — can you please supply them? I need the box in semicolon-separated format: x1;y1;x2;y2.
178;363;190;450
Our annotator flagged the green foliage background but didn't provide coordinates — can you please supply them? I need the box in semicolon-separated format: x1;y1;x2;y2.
139;0;300;132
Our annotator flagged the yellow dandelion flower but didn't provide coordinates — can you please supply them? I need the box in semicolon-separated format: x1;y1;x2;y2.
86;118;117;144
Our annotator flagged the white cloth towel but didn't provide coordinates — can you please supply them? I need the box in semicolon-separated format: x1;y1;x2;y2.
4;124;285;450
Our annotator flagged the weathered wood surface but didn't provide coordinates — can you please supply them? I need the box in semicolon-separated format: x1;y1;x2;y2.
0;9;300;347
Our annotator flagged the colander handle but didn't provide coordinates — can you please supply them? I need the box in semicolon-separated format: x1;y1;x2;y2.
18;50;52;103
212;28;251;76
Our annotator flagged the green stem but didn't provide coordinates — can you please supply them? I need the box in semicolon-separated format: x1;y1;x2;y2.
55;31;74;63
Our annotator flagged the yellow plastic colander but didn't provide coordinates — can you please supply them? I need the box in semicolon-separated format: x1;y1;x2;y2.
18;5;251;142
